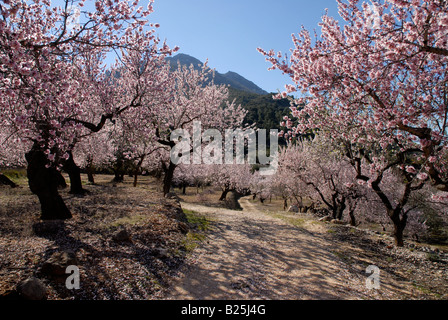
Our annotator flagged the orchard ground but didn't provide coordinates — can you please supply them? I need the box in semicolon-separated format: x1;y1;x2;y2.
0;171;447;300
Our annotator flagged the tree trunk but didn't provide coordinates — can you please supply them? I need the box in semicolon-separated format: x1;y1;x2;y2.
219;188;230;201
393;224;405;247
335;197;346;220
162;162;176;195
63;151;87;195
56;170;67;189
390;209;407;247
86;158;95;184
25;146;71;220
87;170;95;184
113;156;125;183
133;172;139;187
113;171;124;182
348;209;356;226
346;197;358;227
133;155;145;188
182;184;186;195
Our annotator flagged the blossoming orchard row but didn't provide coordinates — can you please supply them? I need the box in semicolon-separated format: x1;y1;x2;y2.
257;0;448;246
1;0;447;247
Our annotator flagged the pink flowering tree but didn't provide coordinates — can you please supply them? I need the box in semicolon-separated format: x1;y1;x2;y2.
0;124;30;187
209;162;253;201
258;0;448;246
276;138;430;238
152;63;247;195
173;163;212;194
0;124;29;169
277;139;370;225
248;172;275;204
72;123;117;184
265;151;305;210
0;0;175;219
107;48;173;187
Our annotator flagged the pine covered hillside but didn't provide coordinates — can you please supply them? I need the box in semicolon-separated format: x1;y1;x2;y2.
228;87;290;133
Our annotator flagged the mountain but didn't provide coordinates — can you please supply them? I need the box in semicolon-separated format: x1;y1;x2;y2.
166;53;268;95
166;53;290;144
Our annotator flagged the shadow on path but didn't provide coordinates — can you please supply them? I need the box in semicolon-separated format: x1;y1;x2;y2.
160;197;369;300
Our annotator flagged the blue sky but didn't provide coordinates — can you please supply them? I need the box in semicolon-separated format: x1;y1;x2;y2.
149;0;341;93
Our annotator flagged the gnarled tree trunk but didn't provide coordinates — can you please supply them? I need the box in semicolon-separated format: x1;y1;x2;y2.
63;151;87;195
390;208;408;247
25;145;71;220
86;156;95;184
219;188;230;201
162;161;176;196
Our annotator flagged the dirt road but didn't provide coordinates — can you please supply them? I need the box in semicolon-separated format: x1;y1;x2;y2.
159;196;394;300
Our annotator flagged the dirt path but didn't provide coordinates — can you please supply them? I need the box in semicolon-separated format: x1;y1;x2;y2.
159;196;394;300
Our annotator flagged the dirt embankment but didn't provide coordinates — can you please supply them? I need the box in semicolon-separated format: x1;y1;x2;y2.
0;177;191;300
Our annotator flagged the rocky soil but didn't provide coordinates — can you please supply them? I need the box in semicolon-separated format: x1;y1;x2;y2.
0;176;193;300
158;197;447;300
1;177;446;300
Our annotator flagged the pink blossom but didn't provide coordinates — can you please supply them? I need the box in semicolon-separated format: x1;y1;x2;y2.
406;166;418;174
416;172;428;180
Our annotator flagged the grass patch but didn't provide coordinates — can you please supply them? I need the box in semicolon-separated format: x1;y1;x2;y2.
181;209;211;253
331;250;349;260
268;212;306;228
110;214;148;228
1;168;27;185
183;209;210;231
183;232;206;252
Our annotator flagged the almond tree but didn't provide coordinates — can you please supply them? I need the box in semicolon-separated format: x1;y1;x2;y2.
173;163;211;194
108;48;172;187
258;0;448;245
277;139;369;224
210;162;253;201
72;123;116;184
249;172;274;204
0;124;29;187
152;63;247;195
0;0;175;219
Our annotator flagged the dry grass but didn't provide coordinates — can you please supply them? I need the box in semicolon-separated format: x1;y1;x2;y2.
172;185;241;210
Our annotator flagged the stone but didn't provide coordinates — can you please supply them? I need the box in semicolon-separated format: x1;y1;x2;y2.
41;250;78;276
165;203;188;223
153;247;169;259
17;277;47;300
0;173;17;188
112;227;132;242
319;216;332;222
165;192;179;200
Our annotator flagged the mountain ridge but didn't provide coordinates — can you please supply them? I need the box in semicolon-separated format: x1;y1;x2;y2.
166;53;268;95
